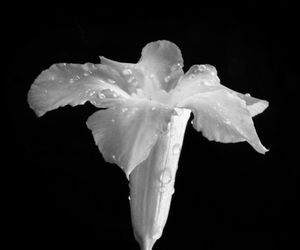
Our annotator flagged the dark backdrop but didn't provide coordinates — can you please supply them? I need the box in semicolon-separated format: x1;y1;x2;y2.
5;5;298;250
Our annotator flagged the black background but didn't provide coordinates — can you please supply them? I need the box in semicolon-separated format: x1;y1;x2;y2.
5;4;298;250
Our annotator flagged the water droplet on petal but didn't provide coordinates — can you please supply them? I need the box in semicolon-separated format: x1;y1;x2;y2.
151;107;156;111
98;93;105;99
112;155;116;160
172;143;181;155
198;65;207;71
111;119;115;123
113;93;118;98
160;168;172;185
83;72;89;76
164;75;171;82
171;187;175;195
88;90;96;97
108;79;116;84
123;69;132;75
245;93;251;97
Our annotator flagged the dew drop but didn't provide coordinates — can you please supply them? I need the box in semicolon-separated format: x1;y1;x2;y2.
112;155;116;160
151;107;156;111
160;168;172;185
108;79;116;84
198;65;207;71
111;119;115;123
245;93;251;97
88;90;96;97
98;93;105;99
123;69;132;75
113;93;118;98
172;143;181;155
171;187;175;195
171;63;182;72
128;196;131;201
164;75;171;82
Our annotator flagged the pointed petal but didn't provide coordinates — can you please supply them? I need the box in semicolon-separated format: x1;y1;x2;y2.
27;63;131;116
226;90;269;117
177;88;268;154
86;100;174;178
138;40;184;92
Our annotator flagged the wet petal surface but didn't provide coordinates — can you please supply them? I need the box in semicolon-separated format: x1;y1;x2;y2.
177;88;268;153
27;63;131;116
137;40;184;92
86;100;174;178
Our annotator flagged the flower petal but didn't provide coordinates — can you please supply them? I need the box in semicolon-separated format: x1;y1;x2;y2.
226;89;269;117
86;100;174;178
137;40;184;92
27;63;131;116
177;87;268;154
100;56;146;95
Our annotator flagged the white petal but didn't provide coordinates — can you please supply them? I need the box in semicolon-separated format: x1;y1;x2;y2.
177;88;268;154
28;63;131;116
86;100;174;178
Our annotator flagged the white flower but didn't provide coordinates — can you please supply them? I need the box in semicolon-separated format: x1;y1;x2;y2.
28;40;268;250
